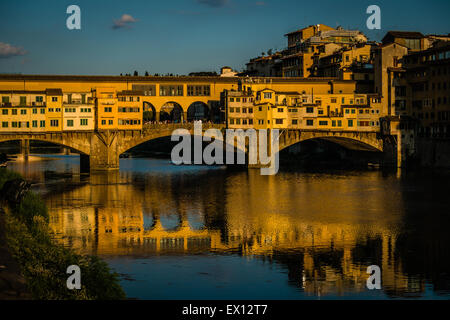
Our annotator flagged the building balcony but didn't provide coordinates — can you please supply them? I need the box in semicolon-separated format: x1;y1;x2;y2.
64;98;94;105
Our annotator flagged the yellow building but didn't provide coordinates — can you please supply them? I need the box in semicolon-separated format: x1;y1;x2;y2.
223;90;255;129
62;91;95;131
314;44;372;79
226;86;383;132
253;89;302;129
117;90;143;130
94;87;118;130
282;25;368;78
45;89;63;132
0;90;47;132
0;74;371;136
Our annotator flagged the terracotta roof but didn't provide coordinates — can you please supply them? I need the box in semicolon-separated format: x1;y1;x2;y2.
45;88;63;95
0;90;46;94
383;31;424;40
275;91;301;95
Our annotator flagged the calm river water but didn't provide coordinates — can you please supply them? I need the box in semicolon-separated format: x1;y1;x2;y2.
8;155;450;299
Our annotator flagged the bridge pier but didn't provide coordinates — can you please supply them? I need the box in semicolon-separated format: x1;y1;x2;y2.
381;135;400;168
80;154;90;173
20;139;30;161
89;131;120;171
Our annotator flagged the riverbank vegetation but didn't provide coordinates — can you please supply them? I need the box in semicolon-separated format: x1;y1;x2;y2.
0;168;126;300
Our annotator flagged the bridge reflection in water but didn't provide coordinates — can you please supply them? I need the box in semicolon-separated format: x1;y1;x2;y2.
17;162;444;299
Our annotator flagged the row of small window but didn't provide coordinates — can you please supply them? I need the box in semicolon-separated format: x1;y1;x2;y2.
1;107;94;115
1;96;57;104
415;111;450;120
357;109;380;114
229;118;254;125
330;98;365;104
431;82;449;90
410;81;450;91
413;97;449;108
2;108;46;115
160;85;184;96
229;107;253;113
99;119;141;125
0;120;86;128
118;107;140;112
65;108;92;113
187;86;210;97
249;119;379;127
255;119;295;125
304;107;380;115
118;97;140;102
407;50;450;64
2;121;46;128
255;106;290;113
344;108;380;115
125;85;211;97
229;97;254;103
67;119;89;126
307;119;379;127
118;119;141;125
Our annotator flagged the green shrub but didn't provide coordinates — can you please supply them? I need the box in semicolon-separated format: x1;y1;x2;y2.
1;169;126;300
0;168;21;189
15;191;49;231
5;209;126;300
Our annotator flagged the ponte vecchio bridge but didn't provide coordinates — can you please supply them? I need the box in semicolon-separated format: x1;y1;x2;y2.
0;123;387;171
0;74;398;170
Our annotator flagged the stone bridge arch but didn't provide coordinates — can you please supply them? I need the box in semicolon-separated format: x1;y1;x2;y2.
278;130;384;153
117;124;229;156
0;132;92;155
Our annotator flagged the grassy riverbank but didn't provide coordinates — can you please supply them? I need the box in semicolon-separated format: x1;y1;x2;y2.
0;169;126;300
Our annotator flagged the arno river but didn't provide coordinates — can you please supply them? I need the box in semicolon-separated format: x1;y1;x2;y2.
8;155;450;299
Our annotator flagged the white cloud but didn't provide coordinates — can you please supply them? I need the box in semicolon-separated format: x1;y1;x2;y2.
112;14;138;29
0;42;27;58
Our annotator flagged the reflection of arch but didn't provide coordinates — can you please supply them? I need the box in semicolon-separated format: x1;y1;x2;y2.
143;102;156;123
187;101;209;122
160;102;183;123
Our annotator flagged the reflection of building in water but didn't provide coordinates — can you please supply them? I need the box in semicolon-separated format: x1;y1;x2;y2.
48;172;229;255
47;170;426;297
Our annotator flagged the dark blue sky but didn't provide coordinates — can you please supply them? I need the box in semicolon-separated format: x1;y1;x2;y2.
0;0;449;75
